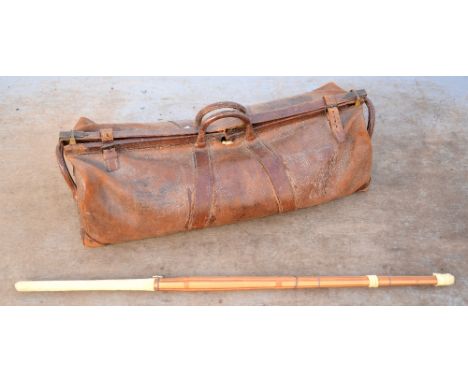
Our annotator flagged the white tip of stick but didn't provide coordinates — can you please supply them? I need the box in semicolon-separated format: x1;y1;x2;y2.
15;282;28;292
433;273;455;287
14;279;156;292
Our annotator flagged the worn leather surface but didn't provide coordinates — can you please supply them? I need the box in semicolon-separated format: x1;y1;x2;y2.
57;82;374;247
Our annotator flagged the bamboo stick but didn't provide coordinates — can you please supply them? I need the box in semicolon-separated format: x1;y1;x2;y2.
15;273;454;292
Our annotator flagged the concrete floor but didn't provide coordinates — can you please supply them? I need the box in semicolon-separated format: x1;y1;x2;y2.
0;77;467;305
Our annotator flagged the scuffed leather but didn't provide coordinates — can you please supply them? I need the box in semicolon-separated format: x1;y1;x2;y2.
58;82;374;247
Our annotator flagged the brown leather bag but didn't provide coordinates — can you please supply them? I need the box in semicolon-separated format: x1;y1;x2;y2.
57;82;375;247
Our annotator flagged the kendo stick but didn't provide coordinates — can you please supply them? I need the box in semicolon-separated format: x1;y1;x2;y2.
15;273;454;292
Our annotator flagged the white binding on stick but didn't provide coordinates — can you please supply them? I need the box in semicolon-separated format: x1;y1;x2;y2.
433;273;455;287
367;275;379;288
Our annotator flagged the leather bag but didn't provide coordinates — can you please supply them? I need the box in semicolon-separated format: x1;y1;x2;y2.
57;82;375;247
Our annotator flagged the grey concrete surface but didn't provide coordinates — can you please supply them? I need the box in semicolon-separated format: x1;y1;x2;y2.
0;77;467;305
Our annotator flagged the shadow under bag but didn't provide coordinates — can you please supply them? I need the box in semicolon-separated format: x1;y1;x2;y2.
57;82;375;247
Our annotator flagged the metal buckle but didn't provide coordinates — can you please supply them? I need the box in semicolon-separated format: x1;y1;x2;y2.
350;89;362;107
69;131;76;145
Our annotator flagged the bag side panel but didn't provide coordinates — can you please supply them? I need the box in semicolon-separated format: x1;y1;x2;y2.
68;144;195;245
266;105;372;208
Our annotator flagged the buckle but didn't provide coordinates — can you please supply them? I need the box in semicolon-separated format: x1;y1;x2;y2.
69;131;76;145
350;89;363;107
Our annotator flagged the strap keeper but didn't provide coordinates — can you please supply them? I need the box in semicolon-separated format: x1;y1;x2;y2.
100;128;114;143
100;128;119;172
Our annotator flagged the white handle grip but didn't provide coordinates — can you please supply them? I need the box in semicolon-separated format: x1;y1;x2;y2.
15;278;155;292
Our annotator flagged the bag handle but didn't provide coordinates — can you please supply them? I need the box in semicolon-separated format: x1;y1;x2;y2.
56;141;77;198
364;97;375;137
195;101;248;128
195;109;255;148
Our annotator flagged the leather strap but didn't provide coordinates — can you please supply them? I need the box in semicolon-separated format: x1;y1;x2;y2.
102;148;119;172
247;139;296;213
100;128;119;172
323;95;346;143
189;148;215;229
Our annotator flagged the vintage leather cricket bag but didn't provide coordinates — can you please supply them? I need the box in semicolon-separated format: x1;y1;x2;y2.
57;82;375;247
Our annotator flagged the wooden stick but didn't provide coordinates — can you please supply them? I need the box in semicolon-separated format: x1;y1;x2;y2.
15;273;454;292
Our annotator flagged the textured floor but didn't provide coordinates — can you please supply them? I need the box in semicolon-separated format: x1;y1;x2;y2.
0;77;466;305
